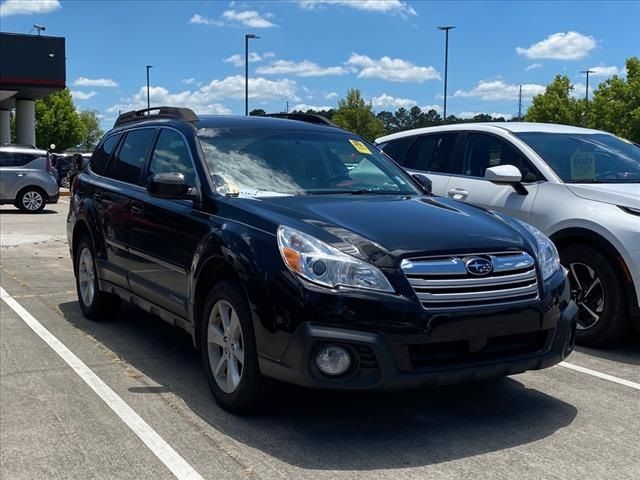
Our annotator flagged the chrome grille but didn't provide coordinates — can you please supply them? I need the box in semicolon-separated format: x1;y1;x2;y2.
402;252;539;309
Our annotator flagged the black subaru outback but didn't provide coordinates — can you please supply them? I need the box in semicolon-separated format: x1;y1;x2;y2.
67;107;577;413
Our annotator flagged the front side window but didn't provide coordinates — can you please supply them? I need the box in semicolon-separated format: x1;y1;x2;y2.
197;128;421;197
516;132;640;183
149;129;196;187
91;134;120;176
463;133;539;181
405;133;458;173
109;129;155;184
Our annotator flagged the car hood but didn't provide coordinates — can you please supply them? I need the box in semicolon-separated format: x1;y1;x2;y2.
242;195;533;268
565;183;640;209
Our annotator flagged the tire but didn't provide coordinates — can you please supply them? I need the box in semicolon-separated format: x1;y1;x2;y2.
60;175;70;189
200;281;264;414
561;244;631;347
15;187;46;213
75;236;121;320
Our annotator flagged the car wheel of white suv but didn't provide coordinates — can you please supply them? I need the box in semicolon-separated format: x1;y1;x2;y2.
561;244;631;347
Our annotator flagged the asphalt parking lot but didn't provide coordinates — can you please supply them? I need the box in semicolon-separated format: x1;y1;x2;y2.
1;200;639;480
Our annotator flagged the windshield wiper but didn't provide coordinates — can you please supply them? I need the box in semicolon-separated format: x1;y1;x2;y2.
307;190;407;195
565;179;607;184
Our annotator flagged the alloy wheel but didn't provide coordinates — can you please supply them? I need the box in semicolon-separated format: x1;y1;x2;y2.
22;191;43;211
78;247;96;307
568;262;605;330
207;300;245;393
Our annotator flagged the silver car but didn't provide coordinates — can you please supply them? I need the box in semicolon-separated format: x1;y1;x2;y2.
0;145;60;212
377;123;640;347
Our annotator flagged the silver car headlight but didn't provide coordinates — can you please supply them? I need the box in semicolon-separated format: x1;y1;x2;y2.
517;221;561;281
277;225;394;292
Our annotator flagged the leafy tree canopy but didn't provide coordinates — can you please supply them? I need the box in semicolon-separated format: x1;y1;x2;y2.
78;110;104;151
35;89;84;152
331;89;384;141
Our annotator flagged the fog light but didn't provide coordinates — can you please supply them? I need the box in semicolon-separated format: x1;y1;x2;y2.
316;345;351;376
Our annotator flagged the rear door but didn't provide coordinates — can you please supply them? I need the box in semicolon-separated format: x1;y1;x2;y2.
444;132;542;222
398;132;462;196
127;127;208;316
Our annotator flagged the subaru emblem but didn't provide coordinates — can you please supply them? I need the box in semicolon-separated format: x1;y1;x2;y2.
465;257;493;276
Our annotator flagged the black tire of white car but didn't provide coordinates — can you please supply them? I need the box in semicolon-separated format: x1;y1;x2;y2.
200;281;264;414
561;244;631;347
15;187;46;213
75;236;121;320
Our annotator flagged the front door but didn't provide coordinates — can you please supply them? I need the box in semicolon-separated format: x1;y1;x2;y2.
127;128;208;317
445;132;542;222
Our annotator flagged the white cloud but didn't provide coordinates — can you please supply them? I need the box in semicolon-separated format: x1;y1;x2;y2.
421;104;441;113
190;10;276;28
589;65;619;77
0;0;60;16
291;103;334;111
182;78;202;86
458;111;514;120
108;76;298;115
73;77;118;88
454;80;545;101
570;82;588;99
525;63;543;71
298;0;416;17
189;13;221;26
224;52;266;67
71;90;97;101
346;53;439;83
371;93;416;109
516;32;596;60
257;59;346;77
325;91;338;99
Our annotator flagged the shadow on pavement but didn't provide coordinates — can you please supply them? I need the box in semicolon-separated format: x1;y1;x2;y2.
0;209;58;215
576;340;640;366
59;301;578;470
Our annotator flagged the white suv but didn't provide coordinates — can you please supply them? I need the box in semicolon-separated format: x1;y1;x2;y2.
376;123;640;347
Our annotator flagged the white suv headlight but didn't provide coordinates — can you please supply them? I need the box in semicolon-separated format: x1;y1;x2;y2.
277;225;394;292
517;221;561;281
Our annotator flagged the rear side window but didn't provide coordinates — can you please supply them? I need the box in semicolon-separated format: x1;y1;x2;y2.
90;135;120;176
109;129;156;184
380;136;415;165
405;133;459;173
0;152;43;167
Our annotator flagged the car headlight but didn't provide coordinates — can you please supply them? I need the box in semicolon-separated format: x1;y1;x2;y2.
277;225;394;292
516;221;561;281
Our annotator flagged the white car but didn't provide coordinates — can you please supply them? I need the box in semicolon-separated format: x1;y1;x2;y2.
376;123;640;347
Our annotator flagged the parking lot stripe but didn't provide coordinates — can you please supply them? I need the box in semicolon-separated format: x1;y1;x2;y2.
560;361;640;391
0;287;205;480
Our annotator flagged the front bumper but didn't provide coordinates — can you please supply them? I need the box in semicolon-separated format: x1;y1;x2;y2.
259;296;578;391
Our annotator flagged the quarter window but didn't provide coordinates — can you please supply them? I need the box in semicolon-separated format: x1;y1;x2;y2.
380;136;414;165
90;135;120;176
149;129;196;187
109;129;155;184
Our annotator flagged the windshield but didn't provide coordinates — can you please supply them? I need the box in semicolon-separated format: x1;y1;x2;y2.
516;132;640;183
197;128;421;197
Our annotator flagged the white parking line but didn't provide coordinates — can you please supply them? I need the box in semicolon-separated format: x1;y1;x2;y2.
560;361;640;391
0;287;204;480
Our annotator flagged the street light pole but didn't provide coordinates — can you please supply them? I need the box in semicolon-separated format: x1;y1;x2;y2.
146;65;153;112
245;34;260;116
580;69;595;125
437;26;455;124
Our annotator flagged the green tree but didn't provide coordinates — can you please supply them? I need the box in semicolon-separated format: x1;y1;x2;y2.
78;110;103;151
249;108;266;116
589;57;640;142
525;75;581;125
35;89;84;152
332;89;384;141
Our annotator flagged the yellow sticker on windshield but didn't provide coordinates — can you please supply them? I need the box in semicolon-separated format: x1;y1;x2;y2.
349;139;372;155
570;150;596;180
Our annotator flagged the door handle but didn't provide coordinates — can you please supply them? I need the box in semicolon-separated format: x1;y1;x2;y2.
16;172;26;177
93;192;102;202
131;204;144;215
447;188;469;200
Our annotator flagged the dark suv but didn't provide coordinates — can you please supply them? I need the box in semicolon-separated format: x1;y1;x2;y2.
67;107;577;413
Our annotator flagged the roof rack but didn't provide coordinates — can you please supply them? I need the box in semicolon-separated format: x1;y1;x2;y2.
263;113;338;128
114;106;199;128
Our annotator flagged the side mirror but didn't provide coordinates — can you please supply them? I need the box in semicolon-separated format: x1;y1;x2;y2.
485;165;528;195
412;173;433;195
147;172;189;199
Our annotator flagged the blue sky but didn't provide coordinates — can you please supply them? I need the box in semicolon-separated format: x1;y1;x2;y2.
1;0;639;129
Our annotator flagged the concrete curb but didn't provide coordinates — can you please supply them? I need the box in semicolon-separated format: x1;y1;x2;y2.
59;188;70;197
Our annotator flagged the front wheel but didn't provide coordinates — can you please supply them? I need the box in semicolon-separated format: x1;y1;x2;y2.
200;281;264;414
561;244;630;347
16;188;46;213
